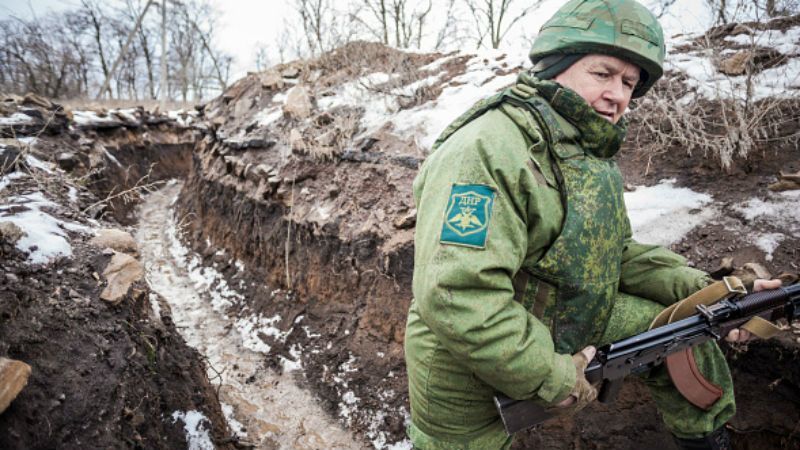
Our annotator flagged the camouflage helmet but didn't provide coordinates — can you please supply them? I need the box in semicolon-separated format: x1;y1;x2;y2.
530;0;665;98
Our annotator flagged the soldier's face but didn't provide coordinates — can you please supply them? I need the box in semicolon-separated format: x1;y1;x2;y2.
553;54;640;124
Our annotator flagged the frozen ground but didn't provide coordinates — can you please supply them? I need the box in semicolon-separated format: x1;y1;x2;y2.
135;181;365;450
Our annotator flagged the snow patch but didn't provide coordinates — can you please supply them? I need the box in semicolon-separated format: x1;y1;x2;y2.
234;313;293;354
393;49;528;150
734;190;800;234
221;402;248;438
625;179;715;246
148;292;161;319
754;232;785;261
166;214;245;313
0;113;34;126
72;110;119;126
0;171;27;193
254;107;283;127
171;410;215;450
167;109;198;127
25;154;53;173
103;148;123;168
0;192;92;264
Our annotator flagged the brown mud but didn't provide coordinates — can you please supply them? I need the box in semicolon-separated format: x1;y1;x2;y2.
0;99;232;449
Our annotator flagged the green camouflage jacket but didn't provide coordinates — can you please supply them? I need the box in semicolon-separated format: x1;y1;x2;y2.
405;74;709;443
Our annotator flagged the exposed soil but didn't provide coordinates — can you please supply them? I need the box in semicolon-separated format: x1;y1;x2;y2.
0;198;232;450
2;29;799;450
0;101;232;449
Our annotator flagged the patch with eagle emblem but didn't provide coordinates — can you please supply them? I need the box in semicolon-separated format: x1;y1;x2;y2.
440;184;495;248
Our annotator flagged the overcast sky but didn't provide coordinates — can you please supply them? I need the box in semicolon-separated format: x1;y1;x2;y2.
0;0;713;78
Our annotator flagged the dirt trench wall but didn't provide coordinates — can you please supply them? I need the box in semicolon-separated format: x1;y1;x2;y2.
0;246;233;450
75;125;198;225
178;136;416;350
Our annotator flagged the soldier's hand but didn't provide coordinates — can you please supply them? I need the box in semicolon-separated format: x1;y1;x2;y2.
725;278;783;343
553;346;598;414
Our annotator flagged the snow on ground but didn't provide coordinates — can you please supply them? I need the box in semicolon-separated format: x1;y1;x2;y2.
254;106;282;127
314;49;527;151
734;190;800;233
220;402;248;439
171;410;215;450
624;179;798;260
0;191;92;265
394;50;528;150
24;154;53;173
666;22;800;101
137;182;365;450
753;232;786;261
625;179;716;246
71;110;120;126
167;109;199;127
0;112;34;126
0;171;26;193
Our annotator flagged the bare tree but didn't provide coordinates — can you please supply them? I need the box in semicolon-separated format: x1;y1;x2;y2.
705;0;799;24
293;0;357;56
351;0;435;49
463;0;542;49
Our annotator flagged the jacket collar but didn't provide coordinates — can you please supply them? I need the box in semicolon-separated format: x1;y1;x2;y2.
517;72;627;159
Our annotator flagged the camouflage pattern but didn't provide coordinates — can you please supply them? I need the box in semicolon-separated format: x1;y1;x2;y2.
599;293;736;439
405;73;732;448
529;0;666;97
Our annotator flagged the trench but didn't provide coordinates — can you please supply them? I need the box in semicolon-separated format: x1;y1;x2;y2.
104;121;800;450
135;181;366;450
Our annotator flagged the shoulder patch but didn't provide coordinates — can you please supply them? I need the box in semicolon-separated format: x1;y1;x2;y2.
440;184;496;248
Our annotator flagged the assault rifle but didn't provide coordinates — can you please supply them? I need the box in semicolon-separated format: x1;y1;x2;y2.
494;282;800;435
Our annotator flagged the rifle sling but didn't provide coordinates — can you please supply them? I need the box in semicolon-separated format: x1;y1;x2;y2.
649;276;781;410
650;278;737;410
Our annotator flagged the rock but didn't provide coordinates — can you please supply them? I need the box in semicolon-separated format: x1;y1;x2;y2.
5;273;19;283
0;222;25;245
100;252;144;304
289;128;306;153
0;357;32;414
22;93;53;110
778;272;799;285
245;163;273;183
260;71;285;90
394;209;417;229
719;51;751;76
730;24;754;36
283;85;313;119
717;48;786;76
89;229;138;256
56;152;78;171
281;66;301;79
769;180;800;191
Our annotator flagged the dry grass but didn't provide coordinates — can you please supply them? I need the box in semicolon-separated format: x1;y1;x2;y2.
628;27;800;171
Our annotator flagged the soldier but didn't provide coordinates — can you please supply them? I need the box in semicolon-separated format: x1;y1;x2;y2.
404;0;781;449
